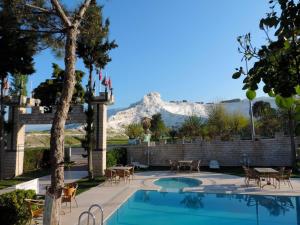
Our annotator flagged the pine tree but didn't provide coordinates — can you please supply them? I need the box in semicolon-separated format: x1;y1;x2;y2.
77;1;117;180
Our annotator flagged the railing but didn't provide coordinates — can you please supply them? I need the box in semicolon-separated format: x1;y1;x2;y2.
78;204;104;225
88;204;104;225
78;211;96;225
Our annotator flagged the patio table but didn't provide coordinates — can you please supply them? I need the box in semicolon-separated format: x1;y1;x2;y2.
178;160;193;171
254;168;278;188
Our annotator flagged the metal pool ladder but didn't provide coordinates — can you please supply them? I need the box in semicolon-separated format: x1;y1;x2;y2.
78;204;104;225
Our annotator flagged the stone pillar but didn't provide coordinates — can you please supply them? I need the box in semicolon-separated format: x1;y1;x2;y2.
2;106;26;178
93;103;107;176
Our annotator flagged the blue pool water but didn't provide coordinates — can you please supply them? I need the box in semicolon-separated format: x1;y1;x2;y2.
154;177;201;191
105;190;300;225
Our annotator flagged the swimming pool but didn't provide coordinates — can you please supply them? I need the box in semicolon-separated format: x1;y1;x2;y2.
154;177;201;191
105;190;300;225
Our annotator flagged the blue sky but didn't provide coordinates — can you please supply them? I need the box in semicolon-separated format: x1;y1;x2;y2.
29;0;270;108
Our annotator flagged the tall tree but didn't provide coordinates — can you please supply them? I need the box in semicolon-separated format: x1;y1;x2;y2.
150;113;167;141
77;2;117;180
0;0;37;179
10;74;28;96
232;0;300;166
33;63;85;112
8;0;95;224
179;115;204;139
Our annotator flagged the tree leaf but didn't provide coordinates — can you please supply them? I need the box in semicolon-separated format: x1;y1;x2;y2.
246;89;256;100
232;71;241;79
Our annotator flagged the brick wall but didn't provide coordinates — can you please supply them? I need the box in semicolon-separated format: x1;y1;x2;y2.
127;135;300;167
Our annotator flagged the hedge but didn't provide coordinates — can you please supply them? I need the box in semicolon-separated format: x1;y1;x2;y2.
24;148;50;172
0;189;36;225
107;147;127;167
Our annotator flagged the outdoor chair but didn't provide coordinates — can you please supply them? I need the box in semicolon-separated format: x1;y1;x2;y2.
126;164;135;180
242;166;261;187
105;169;118;184
25;199;44;225
169;160;179;171
190;160;201;172
62;182;78;212
116;169;131;183
275;168;293;189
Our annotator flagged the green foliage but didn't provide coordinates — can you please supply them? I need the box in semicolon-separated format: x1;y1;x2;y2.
33;63;85;112
0;0;37;79
251;101;284;137
252;101;273;118
150;113;167;141
169;128;178;141
0;189;36;225
233;0;300;99
125;123;144;139
106;148;127;167
24;148;50;172
77;1;117;71
10;74;28;96
179;115;204;138
206;104;249;140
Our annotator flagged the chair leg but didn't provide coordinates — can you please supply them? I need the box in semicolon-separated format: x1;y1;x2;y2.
288;180;293;189
74;197;78;207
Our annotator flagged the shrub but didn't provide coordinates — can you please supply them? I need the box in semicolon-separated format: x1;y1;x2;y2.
24;148;50;172
125;123;144;139
107;148;127;167
0;189;36;225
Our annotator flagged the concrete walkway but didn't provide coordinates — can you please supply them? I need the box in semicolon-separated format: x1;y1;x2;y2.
0;170;88;195
61;171;300;225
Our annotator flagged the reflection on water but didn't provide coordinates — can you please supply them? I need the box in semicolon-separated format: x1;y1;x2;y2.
141;191;296;217
180;193;204;209
107;190;300;225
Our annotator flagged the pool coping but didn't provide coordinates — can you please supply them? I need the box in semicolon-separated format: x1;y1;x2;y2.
64;171;300;225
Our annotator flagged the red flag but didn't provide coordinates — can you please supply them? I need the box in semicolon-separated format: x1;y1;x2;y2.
108;77;112;89
99;69;102;81
101;75;107;86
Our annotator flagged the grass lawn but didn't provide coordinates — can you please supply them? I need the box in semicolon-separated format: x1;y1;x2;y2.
76;176;105;195
0;169;50;190
107;138;128;145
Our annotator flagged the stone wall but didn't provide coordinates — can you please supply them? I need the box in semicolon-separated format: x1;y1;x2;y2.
127;135;300;167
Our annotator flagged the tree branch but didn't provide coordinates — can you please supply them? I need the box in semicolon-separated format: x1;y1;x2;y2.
74;0;92;27
50;0;71;27
25;4;52;13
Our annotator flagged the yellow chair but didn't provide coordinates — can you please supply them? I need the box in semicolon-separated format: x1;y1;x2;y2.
25;199;44;225
62;183;78;212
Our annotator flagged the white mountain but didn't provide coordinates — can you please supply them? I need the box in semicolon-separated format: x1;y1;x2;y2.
107;92;276;135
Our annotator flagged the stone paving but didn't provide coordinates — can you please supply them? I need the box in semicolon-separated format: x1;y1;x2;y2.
62;171;300;225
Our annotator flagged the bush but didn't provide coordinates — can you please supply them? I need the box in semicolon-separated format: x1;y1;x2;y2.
0;189;36;225
24;148;50;172
107;148;127;167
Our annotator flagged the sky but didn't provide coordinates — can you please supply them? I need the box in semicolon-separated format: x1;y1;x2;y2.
28;0;271;109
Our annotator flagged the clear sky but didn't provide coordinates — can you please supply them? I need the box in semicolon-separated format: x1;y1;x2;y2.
29;0;270;109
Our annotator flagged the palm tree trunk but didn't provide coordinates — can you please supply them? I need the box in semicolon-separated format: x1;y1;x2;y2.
43;27;77;225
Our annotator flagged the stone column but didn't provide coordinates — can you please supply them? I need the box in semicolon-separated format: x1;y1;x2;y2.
2;106;26;178
93;103;107;176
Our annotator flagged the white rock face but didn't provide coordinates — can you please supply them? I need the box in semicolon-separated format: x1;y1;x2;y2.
107;92;276;134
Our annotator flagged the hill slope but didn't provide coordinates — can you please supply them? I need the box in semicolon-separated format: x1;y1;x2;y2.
107;92;276;135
